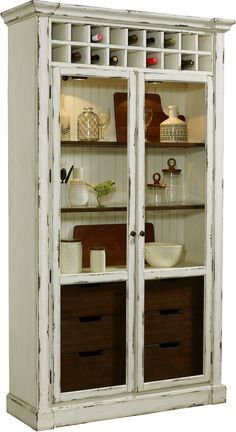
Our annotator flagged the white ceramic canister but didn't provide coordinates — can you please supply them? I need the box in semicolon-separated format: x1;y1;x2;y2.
68;166;89;206
90;247;106;273
60;240;82;274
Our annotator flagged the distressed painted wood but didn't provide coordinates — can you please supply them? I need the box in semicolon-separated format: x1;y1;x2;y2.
8;15;38;408
1;1;234;430
212;33;225;386
1;1;234;32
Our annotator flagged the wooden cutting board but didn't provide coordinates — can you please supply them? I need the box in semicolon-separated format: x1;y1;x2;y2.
114;92;185;143
73;222;155;267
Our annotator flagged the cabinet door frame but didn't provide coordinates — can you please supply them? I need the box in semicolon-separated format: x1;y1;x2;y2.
135;72;214;392
51;66;136;402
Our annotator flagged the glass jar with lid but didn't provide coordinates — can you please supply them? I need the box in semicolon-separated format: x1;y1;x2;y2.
162;158;183;203
77;107;99;141
146;172;167;205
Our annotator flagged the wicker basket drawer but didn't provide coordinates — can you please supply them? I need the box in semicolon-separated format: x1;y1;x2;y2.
61;313;126;353
144;340;203;382
145;307;203;345
61;282;126;319
61;348;126;392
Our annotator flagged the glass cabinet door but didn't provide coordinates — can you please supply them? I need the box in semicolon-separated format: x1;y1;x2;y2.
52;68;136;399
136;73;213;391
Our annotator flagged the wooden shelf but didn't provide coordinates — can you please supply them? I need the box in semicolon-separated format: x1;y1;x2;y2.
61;140;205;148
145;203;205;210
61;203;205;213
61;140;126;147
61;205;127;213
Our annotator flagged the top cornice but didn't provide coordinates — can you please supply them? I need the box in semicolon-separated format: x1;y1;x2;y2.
1;0;235;31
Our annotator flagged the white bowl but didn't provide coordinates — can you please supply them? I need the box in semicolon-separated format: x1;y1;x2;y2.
145;242;183;268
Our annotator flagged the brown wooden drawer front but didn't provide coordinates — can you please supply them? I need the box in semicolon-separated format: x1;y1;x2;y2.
145;277;204;311
144;340;203;382
145;307;203;345
61;282;126;319
61;348;126;392
61;314;126;353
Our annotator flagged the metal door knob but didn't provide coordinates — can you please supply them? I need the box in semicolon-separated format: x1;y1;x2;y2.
139;231;145;237
130;231;136;237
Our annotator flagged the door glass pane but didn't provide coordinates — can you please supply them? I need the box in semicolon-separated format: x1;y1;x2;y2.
144;277;204;382
61;281;126;392
143;80;206;382
59;75;129;392
144;81;206;270
60;75;128;274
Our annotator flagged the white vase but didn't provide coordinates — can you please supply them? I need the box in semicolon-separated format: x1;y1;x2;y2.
160;105;187;143
68;166;89;206
60;95;70;141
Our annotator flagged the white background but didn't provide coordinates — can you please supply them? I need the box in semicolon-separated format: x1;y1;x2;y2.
0;0;236;431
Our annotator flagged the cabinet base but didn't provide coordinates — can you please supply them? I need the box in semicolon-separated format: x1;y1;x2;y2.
7;385;226;431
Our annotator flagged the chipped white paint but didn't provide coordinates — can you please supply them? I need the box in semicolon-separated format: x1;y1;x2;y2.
1;1;235;32
7;15;38;408
2;1;234;430
212;33;225;386
38;15;52;412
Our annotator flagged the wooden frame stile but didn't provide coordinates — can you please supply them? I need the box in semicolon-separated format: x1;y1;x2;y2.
136;71;145;392
52;66;61;405
37;16;54;427
52;65;136;403
211;33;227;403
204;75;214;387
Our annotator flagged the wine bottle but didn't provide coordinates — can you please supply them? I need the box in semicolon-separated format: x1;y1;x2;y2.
91;33;103;42
164;37;176;48
110;55;119;65
181;59;194;69
71;51;81;63
146;57;158;66
147;37;155;45
128;34;138;44
91;54;100;63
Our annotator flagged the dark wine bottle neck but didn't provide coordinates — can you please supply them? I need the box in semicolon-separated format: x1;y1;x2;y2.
128;34;138;44
181;59;194;68
147;37;155;45
91;54;100;62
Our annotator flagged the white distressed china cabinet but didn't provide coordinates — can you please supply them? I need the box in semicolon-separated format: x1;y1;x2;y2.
1;1;235;430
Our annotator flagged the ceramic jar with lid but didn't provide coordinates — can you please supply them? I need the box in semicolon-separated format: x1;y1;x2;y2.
162;158;183;203
90;247;106;272
146;172;167;205
60;240;82;274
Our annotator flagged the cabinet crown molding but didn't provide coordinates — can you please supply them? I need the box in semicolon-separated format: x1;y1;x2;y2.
1;0;235;31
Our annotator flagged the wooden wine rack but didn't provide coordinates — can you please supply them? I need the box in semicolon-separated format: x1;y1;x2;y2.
51;23;213;72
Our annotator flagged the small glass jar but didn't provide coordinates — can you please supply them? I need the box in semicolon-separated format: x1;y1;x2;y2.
77;107;99;141
146;172;167;205
162;158;183;203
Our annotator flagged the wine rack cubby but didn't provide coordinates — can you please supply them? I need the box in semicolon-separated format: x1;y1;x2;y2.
51;22;213;73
